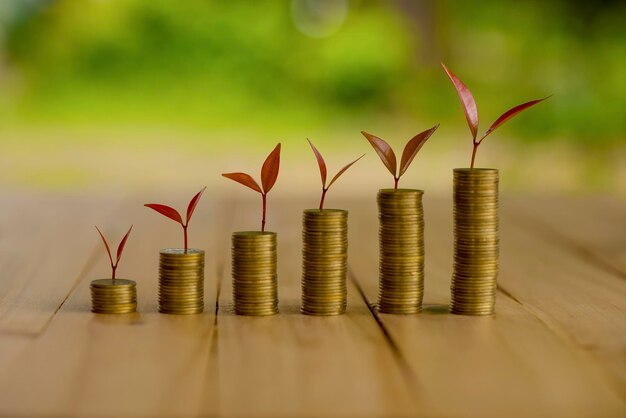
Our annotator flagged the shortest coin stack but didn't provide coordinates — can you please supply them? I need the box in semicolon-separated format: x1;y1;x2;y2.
301;209;348;316
232;231;278;316
90;279;137;314
451;168;499;315
159;248;204;314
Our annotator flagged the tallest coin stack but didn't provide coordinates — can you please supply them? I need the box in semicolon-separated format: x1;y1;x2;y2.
450;168;499;315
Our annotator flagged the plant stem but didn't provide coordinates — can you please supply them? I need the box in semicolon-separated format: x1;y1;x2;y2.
183;224;188;253
394;177;399;189
112;264;117;281
319;188;328;210
470;142;478;169
261;193;267;233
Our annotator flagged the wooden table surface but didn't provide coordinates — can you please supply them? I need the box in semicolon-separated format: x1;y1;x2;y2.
0;192;625;418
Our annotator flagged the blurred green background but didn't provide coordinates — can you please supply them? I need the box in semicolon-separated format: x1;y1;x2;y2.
0;0;624;195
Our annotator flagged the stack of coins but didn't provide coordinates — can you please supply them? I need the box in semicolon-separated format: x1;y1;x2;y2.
232;231;278;316
301;209;348;315
377;189;424;314
90;279;137;314
159;248;204;314
451;168;499;315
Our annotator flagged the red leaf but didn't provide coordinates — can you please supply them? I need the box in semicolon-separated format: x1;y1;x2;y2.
399;124;439;177
261;143;281;194
222;172;262;193
483;96;550;141
116;225;133;265
307;139;327;187
95;226;114;267
144;204;183;225
328;154;365;188
186;186;207;224
361;131;397;177
442;63;479;141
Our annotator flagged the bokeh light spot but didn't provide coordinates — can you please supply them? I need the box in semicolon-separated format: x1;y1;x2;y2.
291;0;348;38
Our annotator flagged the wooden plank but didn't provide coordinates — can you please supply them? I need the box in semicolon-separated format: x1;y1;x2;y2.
499;198;626;395
0;192;118;335
0;335;31;375
199;197;417;418
346;195;626;418
1;193;624;417
0;193;218;417
510;196;626;276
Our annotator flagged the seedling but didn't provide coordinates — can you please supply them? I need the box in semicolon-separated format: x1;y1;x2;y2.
145;187;207;252
222;143;281;232
361;126;439;189
308;139;364;210
95;225;133;280
442;63;549;169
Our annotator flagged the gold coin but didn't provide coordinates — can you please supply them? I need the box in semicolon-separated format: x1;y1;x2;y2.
231;231;279;316
377;189;425;315
90;279;137;314
301;210;348;316
158;249;204;314
451;169;498;316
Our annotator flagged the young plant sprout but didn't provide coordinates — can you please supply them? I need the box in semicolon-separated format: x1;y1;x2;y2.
222;143;281;232
442;63;549;169
144;186;207;252
95;225;133;280
308;139;364;210
361;125;439;189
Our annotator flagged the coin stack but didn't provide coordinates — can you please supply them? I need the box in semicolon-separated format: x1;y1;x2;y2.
451;168;499;315
301;209;348;315
90;279;137;314
232;231;278;316
159;248;204;314
377;189;424;314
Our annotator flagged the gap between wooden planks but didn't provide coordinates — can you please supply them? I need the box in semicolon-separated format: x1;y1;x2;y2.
0;192;123;377
1;193;624;417
509;196;626;278
0;194;218;417
0;192;123;336
198;198;418;418
502;196;626;395
0;195;418;418
345;195;625;418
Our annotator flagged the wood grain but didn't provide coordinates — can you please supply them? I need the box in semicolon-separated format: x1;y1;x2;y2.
511;196;626;277
0;194;218;417
346;195;626;417
0;193;624;417
500;197;626;395
0;192;120;335
198;198;417;417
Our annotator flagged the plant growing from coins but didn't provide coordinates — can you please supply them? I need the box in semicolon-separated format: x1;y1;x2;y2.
361;126;439;189
441;63;549;169
308;139;364;210
222;143;281;232
144;187;207;252
95;225;133;280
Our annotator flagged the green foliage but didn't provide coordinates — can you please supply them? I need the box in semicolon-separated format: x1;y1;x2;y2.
1;0;625;146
